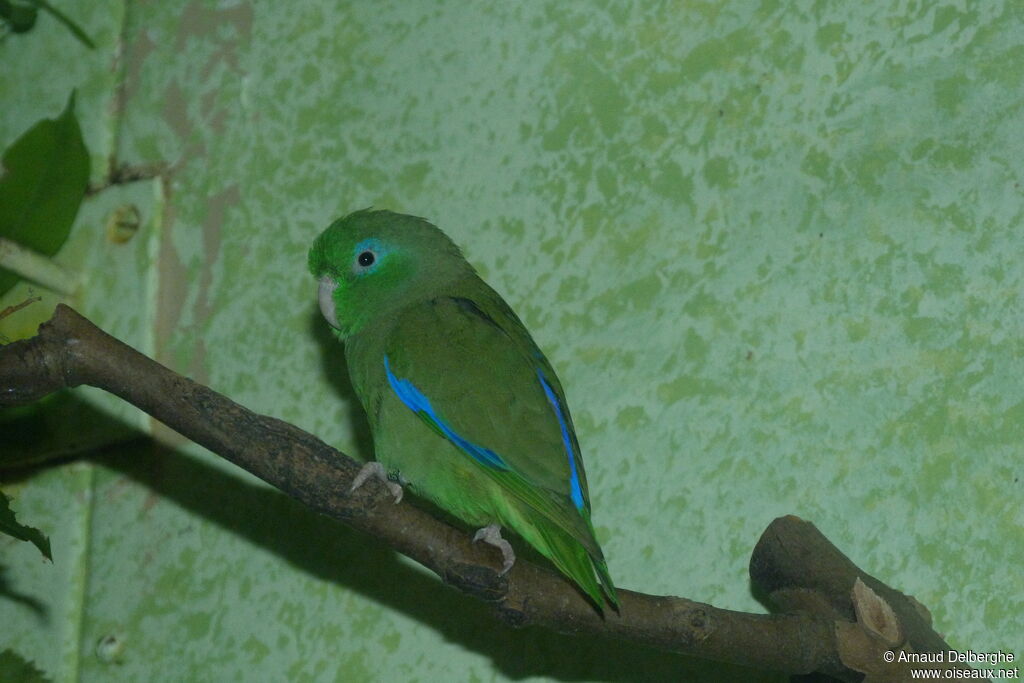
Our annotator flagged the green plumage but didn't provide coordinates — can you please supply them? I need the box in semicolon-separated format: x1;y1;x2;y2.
309;209;617;608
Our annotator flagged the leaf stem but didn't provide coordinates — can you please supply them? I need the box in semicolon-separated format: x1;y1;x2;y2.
0;237;77;295
27;0;94;48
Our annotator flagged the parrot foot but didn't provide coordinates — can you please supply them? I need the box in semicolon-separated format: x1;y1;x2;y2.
350;462;404;503
472;524;516;575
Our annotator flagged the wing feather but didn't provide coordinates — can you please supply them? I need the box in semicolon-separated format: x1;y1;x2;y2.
384;292;599;553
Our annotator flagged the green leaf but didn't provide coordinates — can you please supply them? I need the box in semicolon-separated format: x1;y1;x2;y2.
1;0;94;48
0;1;39;33
0;490;51;562
0;649;52;683
0;92;89;296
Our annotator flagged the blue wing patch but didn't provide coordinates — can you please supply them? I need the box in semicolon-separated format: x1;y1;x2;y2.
536;369;586;510
384;355;510;471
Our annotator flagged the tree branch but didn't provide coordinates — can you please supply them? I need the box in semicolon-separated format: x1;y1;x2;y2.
0;305;986;681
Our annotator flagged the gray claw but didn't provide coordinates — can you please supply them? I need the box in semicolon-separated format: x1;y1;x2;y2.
350;462;403;503
473;524;516;575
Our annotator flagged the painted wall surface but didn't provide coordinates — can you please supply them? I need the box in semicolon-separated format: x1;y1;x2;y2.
2;1;1021;681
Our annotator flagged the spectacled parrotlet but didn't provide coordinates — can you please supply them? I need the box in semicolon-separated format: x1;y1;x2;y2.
309;209;618;609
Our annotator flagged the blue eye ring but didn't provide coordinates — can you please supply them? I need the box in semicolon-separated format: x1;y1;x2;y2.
352;238;386;275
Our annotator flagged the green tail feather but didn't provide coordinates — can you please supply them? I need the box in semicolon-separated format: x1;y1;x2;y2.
592;556;619;609
526;509;619;610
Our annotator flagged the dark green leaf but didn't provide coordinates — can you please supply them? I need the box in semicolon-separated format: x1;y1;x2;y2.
0;92;89;295
0;490;51;561
0;649;52;683
0;1;39;33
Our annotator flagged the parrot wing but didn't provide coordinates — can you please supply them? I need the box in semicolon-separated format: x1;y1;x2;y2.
383;292;601;557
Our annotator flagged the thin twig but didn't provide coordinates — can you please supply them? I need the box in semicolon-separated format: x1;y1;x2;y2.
86;161;170;196
0;295;42;323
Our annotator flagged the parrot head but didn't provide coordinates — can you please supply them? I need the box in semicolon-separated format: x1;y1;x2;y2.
309;209;472;337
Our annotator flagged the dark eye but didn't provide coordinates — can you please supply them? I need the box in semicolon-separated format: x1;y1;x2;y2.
357;251;375;267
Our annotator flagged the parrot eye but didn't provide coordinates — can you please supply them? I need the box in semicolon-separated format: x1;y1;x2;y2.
352;238;386;275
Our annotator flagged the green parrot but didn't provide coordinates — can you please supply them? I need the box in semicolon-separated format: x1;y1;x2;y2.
309;209;618;609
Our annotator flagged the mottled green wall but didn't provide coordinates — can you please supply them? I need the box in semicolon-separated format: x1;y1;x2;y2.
2;1;1021;681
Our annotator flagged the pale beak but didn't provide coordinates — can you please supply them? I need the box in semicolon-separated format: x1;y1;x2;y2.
318;277;340;329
